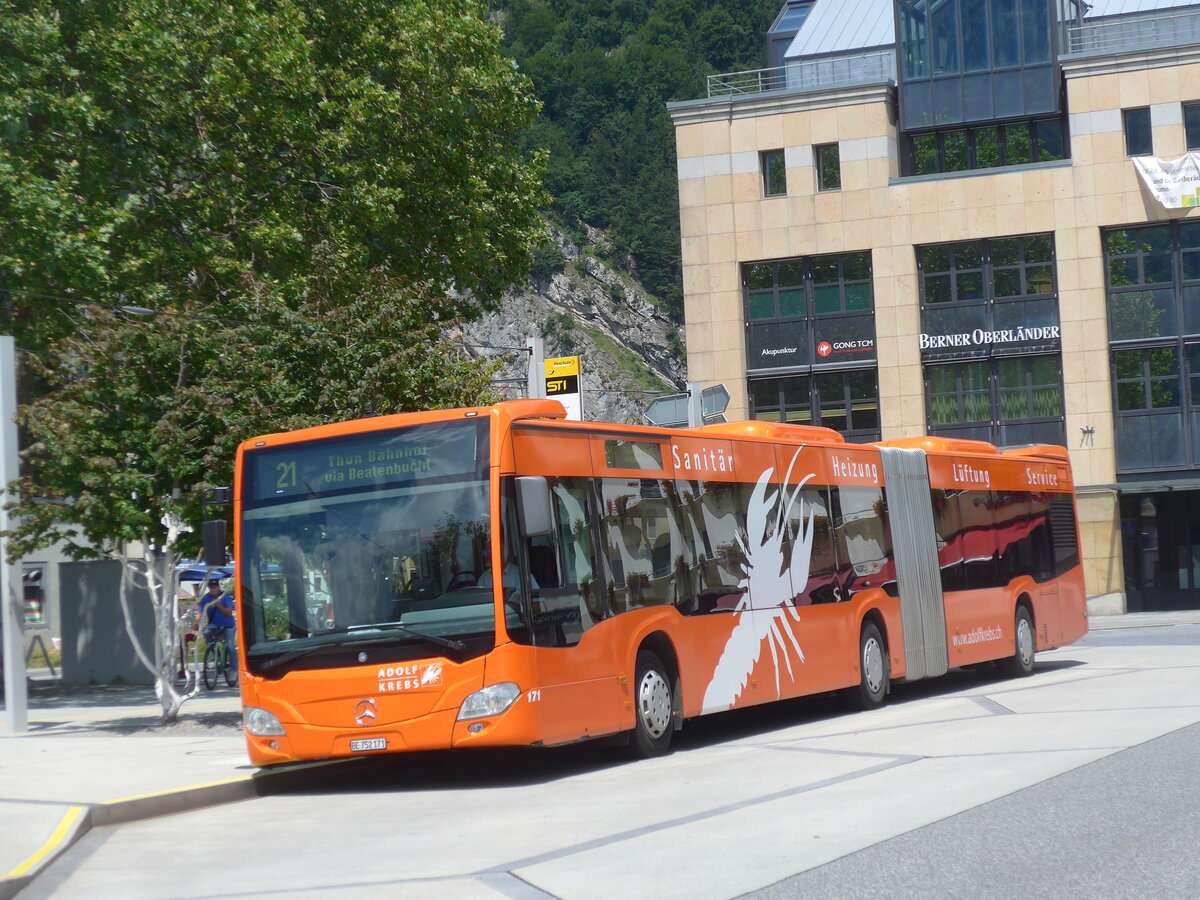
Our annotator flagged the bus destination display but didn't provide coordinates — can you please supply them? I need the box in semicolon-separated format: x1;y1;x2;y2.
248;420;487;501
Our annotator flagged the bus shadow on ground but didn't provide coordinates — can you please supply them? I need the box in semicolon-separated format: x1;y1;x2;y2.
255;704;834;798
257;743;633;796
255;693;855;797
254;660;1090;798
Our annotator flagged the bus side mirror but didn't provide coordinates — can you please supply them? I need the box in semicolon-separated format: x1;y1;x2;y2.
203;520;228;566
516;476;553;537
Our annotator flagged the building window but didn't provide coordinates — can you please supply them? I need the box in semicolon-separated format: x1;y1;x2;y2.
1105;222;1200;473
762;149;787;196
897;0;1059;132
815;143;840;190
1185;102;1200;151
744;252;878;442
920;234;1059;350
1124;107;1152;157
1106;224;1177;341
906;117;1065;176
744;252;876;371
926;357;1064;446
768;0;815;69
918;233;1065;447
1113;347;1183;469
749;371;880;443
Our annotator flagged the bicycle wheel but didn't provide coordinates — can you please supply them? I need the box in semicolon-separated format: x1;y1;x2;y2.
224;647;238;687
203;643;219;691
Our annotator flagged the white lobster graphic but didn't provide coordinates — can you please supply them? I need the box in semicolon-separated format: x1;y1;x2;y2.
702;451;815;713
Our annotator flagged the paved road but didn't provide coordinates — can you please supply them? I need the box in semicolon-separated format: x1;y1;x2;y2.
23;625;1200;899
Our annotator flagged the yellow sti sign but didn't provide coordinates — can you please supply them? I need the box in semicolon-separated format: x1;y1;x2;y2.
544;356;582;420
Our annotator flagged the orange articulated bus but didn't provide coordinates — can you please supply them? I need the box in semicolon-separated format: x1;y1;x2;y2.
233;399;1087;766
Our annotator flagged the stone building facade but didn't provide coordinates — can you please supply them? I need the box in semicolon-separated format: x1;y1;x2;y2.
669;0;1200;613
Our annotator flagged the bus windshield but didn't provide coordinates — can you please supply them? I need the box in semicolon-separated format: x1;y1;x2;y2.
239;419;495;675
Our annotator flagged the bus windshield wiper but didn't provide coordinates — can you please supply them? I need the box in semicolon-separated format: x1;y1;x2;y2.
346;620;465;651
254;633;397;675
254;626;463;676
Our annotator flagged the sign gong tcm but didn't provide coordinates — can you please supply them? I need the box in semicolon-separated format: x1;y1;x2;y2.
544;356;582;420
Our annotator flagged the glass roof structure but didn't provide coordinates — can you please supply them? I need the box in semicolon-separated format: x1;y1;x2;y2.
781;0;1200;61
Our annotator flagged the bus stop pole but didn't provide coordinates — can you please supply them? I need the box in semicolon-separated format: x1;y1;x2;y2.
687;382;703;428
1;335;27;733
527;337;545;400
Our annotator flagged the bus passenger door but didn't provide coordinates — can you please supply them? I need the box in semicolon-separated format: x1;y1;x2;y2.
515;476;623;745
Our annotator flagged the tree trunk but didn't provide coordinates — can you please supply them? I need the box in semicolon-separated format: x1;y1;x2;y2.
116;539;202;723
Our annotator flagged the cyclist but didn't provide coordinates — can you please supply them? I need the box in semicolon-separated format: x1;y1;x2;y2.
198;578;236;667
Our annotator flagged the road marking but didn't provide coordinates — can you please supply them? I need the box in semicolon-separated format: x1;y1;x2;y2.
4;805;87;877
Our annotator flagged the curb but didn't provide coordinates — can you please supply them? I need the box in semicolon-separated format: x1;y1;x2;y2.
0;760;348;899
1086;612;1200;630
0;805;89;900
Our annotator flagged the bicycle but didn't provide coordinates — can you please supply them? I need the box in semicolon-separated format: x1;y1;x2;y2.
202;627;238;690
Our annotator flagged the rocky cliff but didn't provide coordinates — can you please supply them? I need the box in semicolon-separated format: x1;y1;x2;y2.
453;225;686;425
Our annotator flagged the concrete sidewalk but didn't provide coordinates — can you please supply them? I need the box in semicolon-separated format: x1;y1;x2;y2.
1086;609;1200;629
2;608;1198;898
0;681;344;899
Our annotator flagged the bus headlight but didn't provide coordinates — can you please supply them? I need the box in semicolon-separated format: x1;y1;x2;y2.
243;706;286;736
457;683;521;721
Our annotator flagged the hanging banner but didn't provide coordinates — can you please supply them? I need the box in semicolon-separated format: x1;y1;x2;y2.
1132;152;1200;208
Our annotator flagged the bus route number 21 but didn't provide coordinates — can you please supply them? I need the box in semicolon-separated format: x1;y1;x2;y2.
276;461;297;490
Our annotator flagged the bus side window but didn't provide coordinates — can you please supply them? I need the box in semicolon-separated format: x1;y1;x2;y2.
527;533;560;590
829;485;893;601
961;490;999;589
1028;493;1055;582
660;479;700;614
687;479;747;614
934;489;966;593
526;477;602;647
596;477;679;613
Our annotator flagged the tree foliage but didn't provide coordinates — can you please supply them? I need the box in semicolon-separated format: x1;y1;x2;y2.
2;0;545;545
0;0;545;716
15;272;497;558
498;0;777;317
0;0;548;353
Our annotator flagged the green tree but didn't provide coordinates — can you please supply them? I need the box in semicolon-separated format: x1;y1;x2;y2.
0;0;548;350
1;0;545;719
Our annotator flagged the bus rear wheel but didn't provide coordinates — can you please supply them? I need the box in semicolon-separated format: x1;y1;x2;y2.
1000;606;1035;678
631;650;673;758
850;622;889;710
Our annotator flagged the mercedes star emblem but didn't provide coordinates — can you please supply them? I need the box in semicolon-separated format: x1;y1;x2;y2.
353;698;377;726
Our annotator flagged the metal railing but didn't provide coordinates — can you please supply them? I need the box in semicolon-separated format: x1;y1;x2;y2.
1065;7;1200;57
707;66;789;96
706;49;895;99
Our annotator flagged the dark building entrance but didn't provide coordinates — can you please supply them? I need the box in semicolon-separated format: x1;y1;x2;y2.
1121;490;1200;611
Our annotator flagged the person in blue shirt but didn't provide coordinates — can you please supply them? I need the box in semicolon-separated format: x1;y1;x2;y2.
198;578;236;661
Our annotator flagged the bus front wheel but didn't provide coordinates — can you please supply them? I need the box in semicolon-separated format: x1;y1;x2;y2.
851;622;889;710
1000;606;1035;678
631;650;673;758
